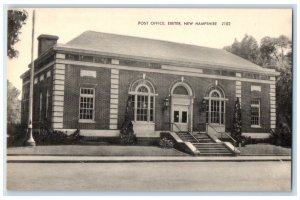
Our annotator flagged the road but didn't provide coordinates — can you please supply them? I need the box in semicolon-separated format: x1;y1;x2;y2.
6;161;291;192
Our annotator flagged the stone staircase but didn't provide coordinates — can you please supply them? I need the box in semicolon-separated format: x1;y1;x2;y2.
176;132;235;156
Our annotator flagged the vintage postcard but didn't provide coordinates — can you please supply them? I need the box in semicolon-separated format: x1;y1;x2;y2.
6;7;293;193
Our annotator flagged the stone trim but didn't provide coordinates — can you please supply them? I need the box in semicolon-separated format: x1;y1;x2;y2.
57;59;277;85
109;69;119;129
51;63;65;129
270;84;276;129
80;70;96;78
235;80;242;106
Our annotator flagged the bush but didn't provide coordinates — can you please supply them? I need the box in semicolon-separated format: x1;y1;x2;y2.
7;123;27;147
119;119;136;145
269;122;291;147
159;137;174;149
33;129;81;145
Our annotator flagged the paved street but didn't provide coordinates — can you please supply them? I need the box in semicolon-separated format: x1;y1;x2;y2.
7;161;291;192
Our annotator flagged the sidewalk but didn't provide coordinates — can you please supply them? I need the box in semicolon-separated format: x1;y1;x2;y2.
7;155;291;163
6;144;292;163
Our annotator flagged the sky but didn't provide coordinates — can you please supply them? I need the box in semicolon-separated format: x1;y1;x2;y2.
6;8;292;92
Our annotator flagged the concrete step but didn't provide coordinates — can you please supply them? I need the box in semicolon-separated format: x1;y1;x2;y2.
198;152;234;156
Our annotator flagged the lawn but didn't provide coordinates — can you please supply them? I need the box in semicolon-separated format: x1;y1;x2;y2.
240;143;291;156
7;145;189;156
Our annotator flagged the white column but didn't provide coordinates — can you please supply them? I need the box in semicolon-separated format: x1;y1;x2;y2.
52;55;65;129
270;77;276;129
109;68;119;129
235;73;242;106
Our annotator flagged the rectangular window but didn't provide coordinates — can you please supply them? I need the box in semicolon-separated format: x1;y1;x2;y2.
134;95;154;122
79;88;95;121
39;93;43;120
46;90;50;118
211;100;220;123
150;96;154;121
221;101;225;124
205;100;209;123
136;95;148;121
46;71;51;78
174;111;179;123
182;111;187;123
251;99;260;126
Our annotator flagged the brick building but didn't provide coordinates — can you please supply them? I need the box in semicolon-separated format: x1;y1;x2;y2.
20;31;279;142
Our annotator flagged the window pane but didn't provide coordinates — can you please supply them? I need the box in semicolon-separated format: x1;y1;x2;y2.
251;99;260;125
182;111;187;123
173;86;188;95
136;95;148;121
174;111;179;123
79;89;94;120
211;100;220;123
205;100;209;123
211;91;220;98
137;86;148;93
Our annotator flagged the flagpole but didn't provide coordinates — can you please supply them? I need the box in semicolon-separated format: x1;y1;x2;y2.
26;10;36;146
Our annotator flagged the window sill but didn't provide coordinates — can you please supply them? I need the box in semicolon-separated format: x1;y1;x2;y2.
78;119;96;124
251;125;261;128
133;121;155;125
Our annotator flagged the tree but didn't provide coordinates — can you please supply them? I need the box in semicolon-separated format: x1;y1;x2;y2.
120;96;136;144
7;80;21;125
7;10;28;59
223;35;259;64
231;98;242;144
224;34;292;147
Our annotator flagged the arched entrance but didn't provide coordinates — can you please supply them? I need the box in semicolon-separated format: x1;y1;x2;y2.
170;82;193;132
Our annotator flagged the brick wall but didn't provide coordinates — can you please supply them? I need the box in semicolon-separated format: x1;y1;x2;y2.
32;66;54;129
63;65;111;129
23;63;272;134
21;82;30;125
241;82;270;133
118;70;237;132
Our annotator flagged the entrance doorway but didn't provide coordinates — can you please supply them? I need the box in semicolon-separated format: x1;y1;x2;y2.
172;105;189;131
170;82;193;132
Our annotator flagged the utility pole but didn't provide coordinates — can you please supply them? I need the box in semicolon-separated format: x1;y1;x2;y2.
26;10;36;146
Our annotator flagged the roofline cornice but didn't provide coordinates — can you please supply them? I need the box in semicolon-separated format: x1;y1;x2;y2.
53;45;279;76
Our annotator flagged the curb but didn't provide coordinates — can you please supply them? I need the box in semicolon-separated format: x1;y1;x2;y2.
6;156;292;163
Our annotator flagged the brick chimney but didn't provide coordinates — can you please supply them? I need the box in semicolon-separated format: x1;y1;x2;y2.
37;34;59;57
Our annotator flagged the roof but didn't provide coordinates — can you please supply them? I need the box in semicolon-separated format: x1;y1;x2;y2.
61;31;276;74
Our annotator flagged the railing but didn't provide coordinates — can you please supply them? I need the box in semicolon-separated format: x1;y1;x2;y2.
220;131;238;148
202;123;238;151
168;122;200;143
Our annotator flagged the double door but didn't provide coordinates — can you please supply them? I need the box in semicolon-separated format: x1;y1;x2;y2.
172;105;189;132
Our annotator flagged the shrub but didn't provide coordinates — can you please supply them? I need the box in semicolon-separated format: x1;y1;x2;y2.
159;137;174;149
269;122;291;147
7;123;27;147
33;129;81;145
231;98;242;143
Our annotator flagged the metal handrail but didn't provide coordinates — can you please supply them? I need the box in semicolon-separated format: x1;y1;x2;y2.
169;122;200;143
205;123;238;150
220;132;237;146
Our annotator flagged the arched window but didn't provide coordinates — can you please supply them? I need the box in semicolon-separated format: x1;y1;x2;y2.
173;85;189;95
129;79;156;122
205;87;226;125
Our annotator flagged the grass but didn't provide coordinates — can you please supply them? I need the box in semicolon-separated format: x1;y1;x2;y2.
240;143;291;156
7;145;189;156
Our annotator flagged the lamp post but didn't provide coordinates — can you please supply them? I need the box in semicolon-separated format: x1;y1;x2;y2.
26;10;36;146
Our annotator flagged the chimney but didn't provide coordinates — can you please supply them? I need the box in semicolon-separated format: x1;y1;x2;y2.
37;34;59;57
